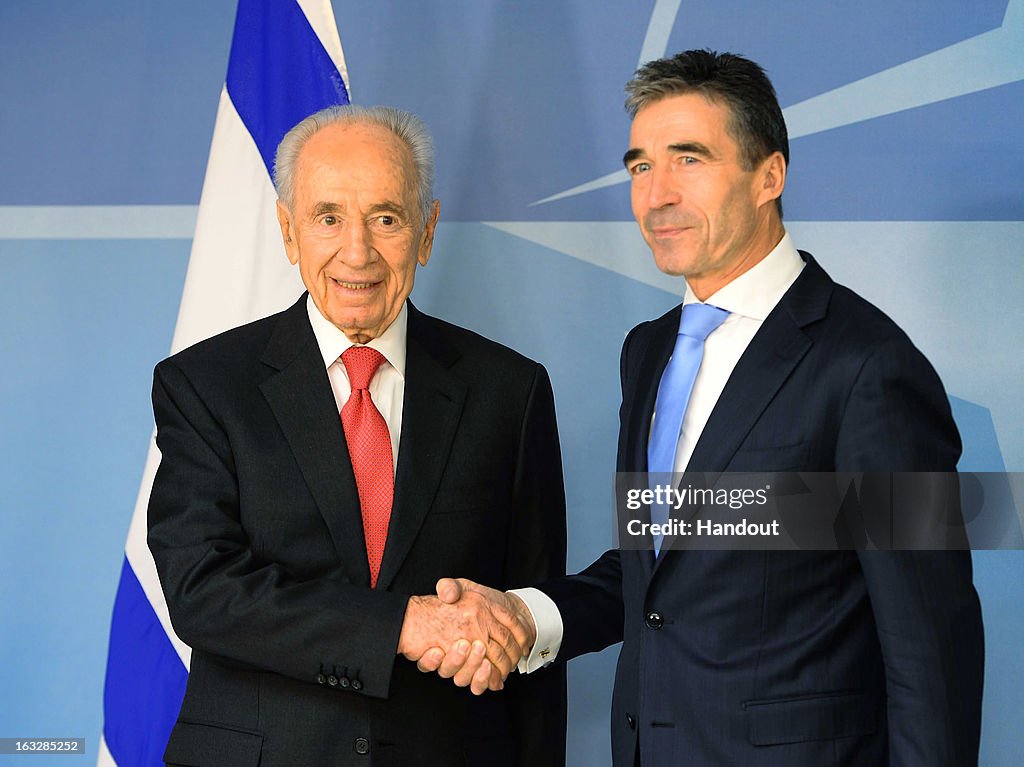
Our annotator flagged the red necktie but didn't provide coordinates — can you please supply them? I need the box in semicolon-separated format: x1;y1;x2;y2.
340;347;394;587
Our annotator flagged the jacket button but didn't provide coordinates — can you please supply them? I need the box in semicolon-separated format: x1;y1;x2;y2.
316;673;326;685
339;676;351;689
327;674;339;687
644;611;664;629
626;713;636;729
351;678;364;691
354;737;370;755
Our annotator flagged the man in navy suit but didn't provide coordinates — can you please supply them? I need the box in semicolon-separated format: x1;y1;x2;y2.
422;50;984;766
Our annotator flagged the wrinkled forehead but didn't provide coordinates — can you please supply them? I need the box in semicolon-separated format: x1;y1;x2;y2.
629;91;735;146
293;123;418;208
307;122;409;166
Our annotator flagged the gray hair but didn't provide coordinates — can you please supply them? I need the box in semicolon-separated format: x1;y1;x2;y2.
273;104;436;226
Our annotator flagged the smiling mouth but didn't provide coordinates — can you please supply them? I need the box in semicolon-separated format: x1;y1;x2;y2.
331;277;379;290
650;226;691;237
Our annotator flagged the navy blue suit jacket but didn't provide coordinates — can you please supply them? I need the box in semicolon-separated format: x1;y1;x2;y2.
542;254;983;766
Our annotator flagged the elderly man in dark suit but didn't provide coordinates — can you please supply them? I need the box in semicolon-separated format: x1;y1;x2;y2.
148;104;566;766
426;50;984;766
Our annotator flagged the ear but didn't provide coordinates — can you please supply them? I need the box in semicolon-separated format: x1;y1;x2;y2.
417;199;441;267
756;151;786;209
276;199;299;265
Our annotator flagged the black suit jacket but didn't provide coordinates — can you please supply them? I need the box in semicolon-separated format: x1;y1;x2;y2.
148;297;567;767
541;254;983;766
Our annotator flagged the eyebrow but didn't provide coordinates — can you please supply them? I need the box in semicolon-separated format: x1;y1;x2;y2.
308;200;408;217
366;201;407;216
623;148;645;168
310;201;343;217
668;141;715;159
622;142;716;168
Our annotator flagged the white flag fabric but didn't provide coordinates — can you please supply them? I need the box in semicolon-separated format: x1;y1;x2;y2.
99;2;349;764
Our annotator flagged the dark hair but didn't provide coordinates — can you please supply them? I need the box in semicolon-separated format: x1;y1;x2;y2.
626;50;788;211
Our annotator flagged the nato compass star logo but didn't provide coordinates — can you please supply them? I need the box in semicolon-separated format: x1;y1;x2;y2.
485;0;1024;477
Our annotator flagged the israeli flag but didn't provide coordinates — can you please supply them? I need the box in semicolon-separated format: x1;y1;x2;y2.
98;2;350;764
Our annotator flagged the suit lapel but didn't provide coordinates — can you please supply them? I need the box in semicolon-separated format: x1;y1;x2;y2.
685;253;830;472
682;318;808;474
623;308;680;476
651;253;832;575
623;309;679;580
259;296;370;586
375;304;467;591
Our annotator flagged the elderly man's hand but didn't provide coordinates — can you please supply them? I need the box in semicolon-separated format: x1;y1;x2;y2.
397;579;535;693
410;578;538;695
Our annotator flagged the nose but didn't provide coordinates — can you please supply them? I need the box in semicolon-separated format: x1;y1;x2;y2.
645;163;681;209
338;219;376;267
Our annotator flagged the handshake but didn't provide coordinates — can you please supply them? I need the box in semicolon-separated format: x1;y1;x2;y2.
397;578;538;695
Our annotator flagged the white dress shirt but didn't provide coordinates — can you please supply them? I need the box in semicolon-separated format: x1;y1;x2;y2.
306;295;407;472
514;232;805;672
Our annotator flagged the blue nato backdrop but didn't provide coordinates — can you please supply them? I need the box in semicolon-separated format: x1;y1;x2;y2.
2;1;1023;765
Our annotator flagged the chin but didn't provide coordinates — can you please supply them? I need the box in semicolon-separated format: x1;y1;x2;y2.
652;255;694;278
328;312;375;336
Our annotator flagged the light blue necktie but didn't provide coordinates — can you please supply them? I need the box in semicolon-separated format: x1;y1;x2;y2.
647;303;730;554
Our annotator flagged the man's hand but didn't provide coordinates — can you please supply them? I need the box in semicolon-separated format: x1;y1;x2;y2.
397;579;534;693
414;578;538;695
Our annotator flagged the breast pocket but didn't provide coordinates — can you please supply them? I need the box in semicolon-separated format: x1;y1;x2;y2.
730;441;810;471
430;483;507;515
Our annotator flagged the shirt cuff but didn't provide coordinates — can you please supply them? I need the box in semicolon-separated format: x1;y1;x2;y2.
509;587;563;673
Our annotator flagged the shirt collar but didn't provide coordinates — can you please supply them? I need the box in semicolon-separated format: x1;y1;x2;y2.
682;231;805;320
305;295;408;378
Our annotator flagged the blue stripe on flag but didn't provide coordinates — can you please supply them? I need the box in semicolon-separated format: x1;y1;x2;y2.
103;558;188;766
227;0;351;178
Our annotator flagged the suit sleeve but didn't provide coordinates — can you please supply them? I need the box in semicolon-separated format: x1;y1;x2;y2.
498;363;568;767
147;359;409;700
837;337;984;766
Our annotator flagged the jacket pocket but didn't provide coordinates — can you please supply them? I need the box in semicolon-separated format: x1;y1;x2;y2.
743;690;879;746
163;720;263;766
730;440;810;471
429;484;503;515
